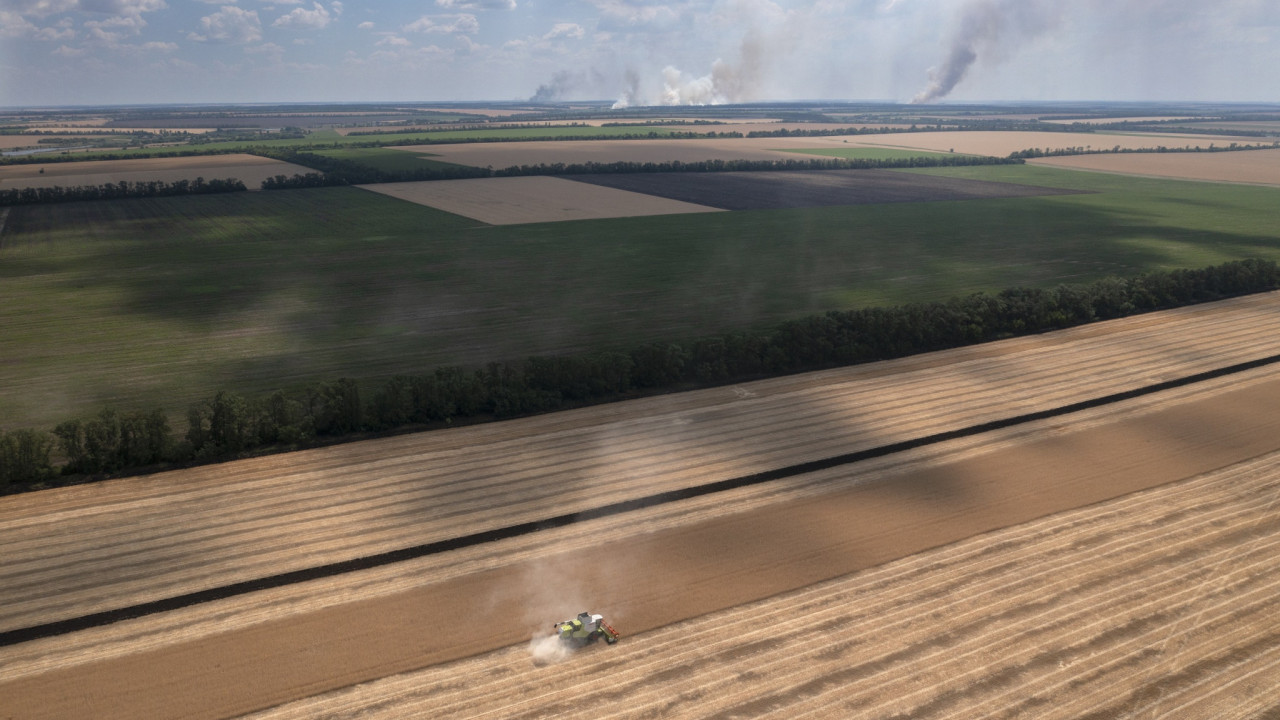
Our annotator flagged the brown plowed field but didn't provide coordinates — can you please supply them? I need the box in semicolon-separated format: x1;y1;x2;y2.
357;176;723;224
0;154;314;191
569;169;1084;210
4;293;1280;719
1030;147;1280;186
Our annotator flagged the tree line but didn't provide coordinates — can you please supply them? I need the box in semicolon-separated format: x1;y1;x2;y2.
260;152;1025;189
4;258;1278;493
0;177;248;206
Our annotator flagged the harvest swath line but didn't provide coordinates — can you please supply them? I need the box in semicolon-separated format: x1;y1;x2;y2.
6;350;1280;649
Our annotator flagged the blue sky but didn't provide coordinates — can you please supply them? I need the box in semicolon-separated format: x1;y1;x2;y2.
2;0;1278;107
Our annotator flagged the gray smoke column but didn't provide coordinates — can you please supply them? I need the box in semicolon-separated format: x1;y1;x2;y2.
660;31;769;106
611;69;642;109
530;70;580;102
913;0;1056;103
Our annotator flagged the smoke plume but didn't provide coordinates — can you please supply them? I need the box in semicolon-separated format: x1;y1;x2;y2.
913;0;1056;103
658;31;769;106
530;70;580;102
611;68;642;109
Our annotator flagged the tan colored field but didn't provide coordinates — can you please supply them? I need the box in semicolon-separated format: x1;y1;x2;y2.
357;176;723;224
850;130;1271;156
246;449;1280;720
0;154;316;191
391;138;801;167
1029;147;1280;186
0;136;94;150
4;293;1280;719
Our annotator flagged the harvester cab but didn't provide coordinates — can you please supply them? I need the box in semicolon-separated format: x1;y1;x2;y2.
554;611;620;646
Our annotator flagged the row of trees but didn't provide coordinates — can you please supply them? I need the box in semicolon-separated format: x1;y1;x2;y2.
3;259;1278;493
260;152;1024;190
0;177;247;206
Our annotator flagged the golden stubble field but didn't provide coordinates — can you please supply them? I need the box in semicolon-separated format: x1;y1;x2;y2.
0;154;315;191
4;293;1280;719
357;176;723;224
1030;147;1280;186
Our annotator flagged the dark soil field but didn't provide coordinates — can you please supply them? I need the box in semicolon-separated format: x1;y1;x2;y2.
568;169;1086;210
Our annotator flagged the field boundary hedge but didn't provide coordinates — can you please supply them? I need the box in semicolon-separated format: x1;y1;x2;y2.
0;178;248;206
259;152;1024;189
3;258;1279;494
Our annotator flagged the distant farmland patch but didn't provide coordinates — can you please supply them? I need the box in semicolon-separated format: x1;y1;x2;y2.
781;147;967;161
568;169;1086;211
1029;147;1280;186
358;176;723;224
0;154;315;192
308;147;466;174
855;130;1269;156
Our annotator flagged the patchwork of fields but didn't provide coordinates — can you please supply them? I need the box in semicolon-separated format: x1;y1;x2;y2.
4;162;1280;431
4;294;1280;718
7;109;1280;720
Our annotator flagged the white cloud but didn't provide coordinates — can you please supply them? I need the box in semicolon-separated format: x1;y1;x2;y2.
404;13;478;34
375;33;410;46
272;1;330;29
0;10;37;36
586;0;681;32
188;5;262;43
434;0;514;9
33;24;76;39
79;0;166;15
543;22;583;40
357;20;372;29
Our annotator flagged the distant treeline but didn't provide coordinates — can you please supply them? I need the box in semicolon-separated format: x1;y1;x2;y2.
1009;140;1280;159
344;122;597;136
5;258;1279;493
259;152;1024;189
0;177;248;206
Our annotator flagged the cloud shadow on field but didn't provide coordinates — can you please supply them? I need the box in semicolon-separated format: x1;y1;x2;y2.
5;173;1280;433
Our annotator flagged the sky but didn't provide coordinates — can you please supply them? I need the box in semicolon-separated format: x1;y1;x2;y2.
1;0;1278;107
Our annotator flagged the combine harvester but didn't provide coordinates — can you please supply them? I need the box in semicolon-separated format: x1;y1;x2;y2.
554;611;620;648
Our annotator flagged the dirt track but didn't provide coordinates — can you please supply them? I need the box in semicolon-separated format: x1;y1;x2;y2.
4;294;1280;718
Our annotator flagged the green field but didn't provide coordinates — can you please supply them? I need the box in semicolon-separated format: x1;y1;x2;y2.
308;147;465;173
3;165;1280;430
781;147;969;161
